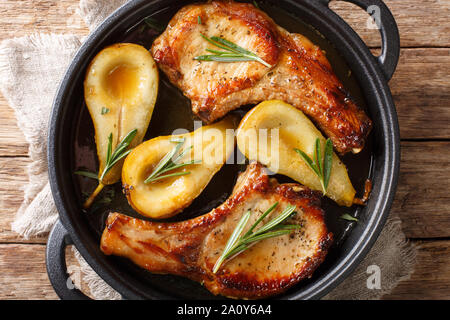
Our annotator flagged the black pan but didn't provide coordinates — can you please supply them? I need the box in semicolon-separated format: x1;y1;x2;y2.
46;0;400;300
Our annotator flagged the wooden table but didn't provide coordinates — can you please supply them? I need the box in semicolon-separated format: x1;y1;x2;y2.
0;0;449;300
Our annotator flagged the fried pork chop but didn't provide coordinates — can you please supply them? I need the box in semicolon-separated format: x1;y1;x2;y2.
101;163;332;299
151;0;372;154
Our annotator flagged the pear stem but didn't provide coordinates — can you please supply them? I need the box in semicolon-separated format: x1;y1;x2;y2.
83;183;104;209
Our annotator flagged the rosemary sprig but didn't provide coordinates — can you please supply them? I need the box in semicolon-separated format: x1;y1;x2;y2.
144;137;201;184
83;129;137;209
212;203;300;274
294;138;333;195
101;129;137;181
194;34;272;68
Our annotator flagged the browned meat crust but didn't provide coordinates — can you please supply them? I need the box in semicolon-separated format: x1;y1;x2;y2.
151;0;372;154
101;163;332;299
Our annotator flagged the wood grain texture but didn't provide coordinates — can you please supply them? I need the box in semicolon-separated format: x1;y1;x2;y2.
0;0;88;157
0;243;91;300
0;241;448;300
383;240;450;299
392;48;450;139
330;0;450;48
393;142;450;238
0;0;88;42
0;157;47;244
0;244;57;299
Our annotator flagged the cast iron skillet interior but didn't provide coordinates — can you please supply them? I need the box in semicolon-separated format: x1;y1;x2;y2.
47;0;400;300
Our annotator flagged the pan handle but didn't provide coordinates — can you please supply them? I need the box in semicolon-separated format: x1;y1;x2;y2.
46;220;91;300
321;0;400;80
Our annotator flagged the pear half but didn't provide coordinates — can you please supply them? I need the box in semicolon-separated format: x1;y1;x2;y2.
83;43;158;208
85;43;159;185
122;116;237;219
236;100;356;207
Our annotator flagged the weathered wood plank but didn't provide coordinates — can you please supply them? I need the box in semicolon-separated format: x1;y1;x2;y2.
0;0;448;47
0;156;47;244
1;141;449;243
0;240;448;299
383;240;450;299
0;243;93;299
392;48;450;140
0;0;88;42
393;141;450;238
0;105;28;157
0;244;57;299
0;0;88;157
330;0;450;48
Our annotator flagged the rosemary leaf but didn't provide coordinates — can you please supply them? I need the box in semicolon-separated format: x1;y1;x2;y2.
205;48;233;55
272;224;303;231
74;170;99;180
315;138;322;175
156;159;201;176
108;149;132;168
294;148;320;177
243;202;278;238
145;139;183;183
210;36;254;56
172;145;193;163
340;213;359;222
194;55;258;63
323;138;333;191
222;243;249;262
101;107;110;115
194;34;272;68
144;138;201;184
252;205;296;236
197;16;202;25
213;211;251;274
99;129;137;182
114;129;139;155
145;171;191;183
240;229;291;246
199;34;233;52
224;211;251;254
106;133;112;165
83;129;137;209
294;138;333;195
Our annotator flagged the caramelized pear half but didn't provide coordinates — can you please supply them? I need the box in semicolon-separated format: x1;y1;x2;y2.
236;100;356;206
84;43;158;186
122;116;237;219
